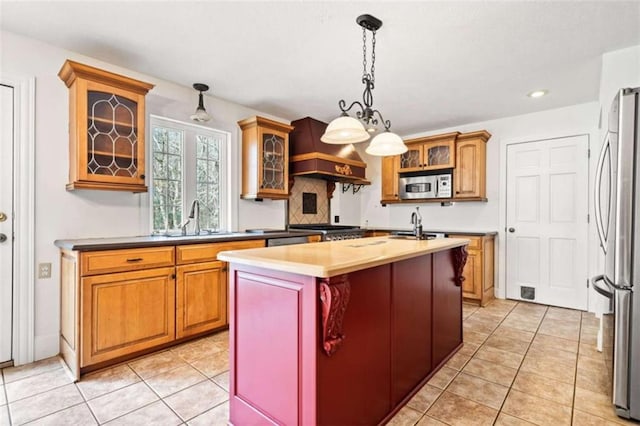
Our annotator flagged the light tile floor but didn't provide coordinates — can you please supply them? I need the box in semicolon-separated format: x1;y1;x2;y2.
0;300;637;425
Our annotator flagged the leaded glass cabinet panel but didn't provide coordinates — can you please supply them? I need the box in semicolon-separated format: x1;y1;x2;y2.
399;146;423;171
238;116;293;200
400;132;458;172
261;133;286;191
58;59;154;192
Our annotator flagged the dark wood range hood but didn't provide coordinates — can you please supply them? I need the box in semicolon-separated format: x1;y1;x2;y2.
289;117;370;185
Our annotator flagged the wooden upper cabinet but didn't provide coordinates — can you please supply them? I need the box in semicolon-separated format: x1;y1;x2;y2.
58;60;154;192
381;155;400;202
399;132;458;172
454;131;491;199
238;116;294;200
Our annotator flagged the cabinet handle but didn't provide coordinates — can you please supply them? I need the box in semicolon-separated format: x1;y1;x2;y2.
140;174;146;179
171;273;176;279
126;257;143;262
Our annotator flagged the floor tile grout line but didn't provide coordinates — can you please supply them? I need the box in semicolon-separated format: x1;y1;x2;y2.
1;362;65;387
182;397;230;424
489;303;548;426
144;376;210;422
20;401;89;426
4;379;76;407
421;300;519;425
73;381;100;426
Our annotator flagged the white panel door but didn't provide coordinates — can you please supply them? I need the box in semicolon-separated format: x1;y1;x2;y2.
506;135;589;310
0;84;13;363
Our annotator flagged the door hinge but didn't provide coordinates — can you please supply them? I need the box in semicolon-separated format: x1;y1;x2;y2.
587;213;590;223
588;148;591;158
587;279;590;288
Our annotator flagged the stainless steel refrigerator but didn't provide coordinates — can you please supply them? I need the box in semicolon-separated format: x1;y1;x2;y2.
592;86;639;421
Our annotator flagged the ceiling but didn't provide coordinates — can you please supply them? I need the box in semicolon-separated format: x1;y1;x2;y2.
2;1;639;135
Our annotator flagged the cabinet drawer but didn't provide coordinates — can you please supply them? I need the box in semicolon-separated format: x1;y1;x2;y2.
177;239;266;265
451;235;482;250
81;247;175;276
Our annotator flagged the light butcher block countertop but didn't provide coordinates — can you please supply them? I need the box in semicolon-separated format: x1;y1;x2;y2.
217;236;469;278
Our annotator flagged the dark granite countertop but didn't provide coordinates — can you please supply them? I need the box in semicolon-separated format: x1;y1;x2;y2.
54;230;322;251
363;227;498;237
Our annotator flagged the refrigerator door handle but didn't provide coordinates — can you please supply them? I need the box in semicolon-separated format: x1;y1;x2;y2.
591;274;614;299
594;134;610;253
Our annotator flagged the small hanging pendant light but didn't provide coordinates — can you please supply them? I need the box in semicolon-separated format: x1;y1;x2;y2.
190;83;212;123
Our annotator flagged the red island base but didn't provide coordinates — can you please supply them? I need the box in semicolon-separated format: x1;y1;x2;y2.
227;247;466;425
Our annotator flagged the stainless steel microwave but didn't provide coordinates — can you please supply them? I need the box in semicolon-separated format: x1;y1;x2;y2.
399;174;452;199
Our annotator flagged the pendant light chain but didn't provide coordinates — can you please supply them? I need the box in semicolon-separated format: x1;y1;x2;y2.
361;27;377;83
371;29;376;84
362;27;367;80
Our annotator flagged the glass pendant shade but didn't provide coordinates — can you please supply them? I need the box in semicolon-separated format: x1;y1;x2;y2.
190;107;211;123
190;84;212;123
321;116;370;144
365;131;408;156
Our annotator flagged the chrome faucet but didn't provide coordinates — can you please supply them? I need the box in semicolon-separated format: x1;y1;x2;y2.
180;218;191;236
189;199;201;235
410;207;423;239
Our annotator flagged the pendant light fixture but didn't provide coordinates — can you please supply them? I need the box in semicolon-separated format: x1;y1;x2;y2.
190;83;212;123
321;14;407;156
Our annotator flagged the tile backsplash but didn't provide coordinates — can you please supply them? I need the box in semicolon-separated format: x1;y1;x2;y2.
289;177;329;224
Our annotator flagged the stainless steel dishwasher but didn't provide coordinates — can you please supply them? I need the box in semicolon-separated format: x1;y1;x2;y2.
266;235;310;247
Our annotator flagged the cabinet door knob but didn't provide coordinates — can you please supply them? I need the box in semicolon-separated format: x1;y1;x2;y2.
508;227;516;233
140;174;146;179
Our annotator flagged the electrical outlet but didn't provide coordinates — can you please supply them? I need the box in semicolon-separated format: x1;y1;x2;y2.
38;262;52;279
334;215;339;223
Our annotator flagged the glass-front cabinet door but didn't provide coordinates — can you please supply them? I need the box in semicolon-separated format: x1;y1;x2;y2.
423;139;455;170
86;88;141;179
260;130;286;192
238;116;293;200
398;145;423;172
59;60;154;192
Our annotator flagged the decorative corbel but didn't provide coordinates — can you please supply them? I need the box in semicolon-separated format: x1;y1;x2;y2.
326;181;336;200
319;274;351;356
452;245;468;287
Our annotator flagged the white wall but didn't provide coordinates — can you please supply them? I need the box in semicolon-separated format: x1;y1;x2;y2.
1;31;289;360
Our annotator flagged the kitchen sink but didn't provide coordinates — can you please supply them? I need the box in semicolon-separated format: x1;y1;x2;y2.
157;230;234;238
389;232;439;240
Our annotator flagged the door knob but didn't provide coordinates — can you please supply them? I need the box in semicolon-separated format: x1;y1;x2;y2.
508;227;515;233
0;212;6;222
0;233;7;243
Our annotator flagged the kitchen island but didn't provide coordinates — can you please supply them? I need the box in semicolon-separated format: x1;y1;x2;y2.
218;236;469;426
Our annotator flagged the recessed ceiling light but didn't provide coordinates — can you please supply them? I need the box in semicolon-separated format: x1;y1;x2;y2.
528;90;548;98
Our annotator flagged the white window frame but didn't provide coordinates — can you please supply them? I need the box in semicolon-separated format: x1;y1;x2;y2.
149;115;230;233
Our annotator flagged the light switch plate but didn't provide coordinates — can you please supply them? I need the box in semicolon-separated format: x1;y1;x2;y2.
38;262;52;279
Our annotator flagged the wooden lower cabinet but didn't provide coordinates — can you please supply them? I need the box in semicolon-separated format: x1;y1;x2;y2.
455;234;495;306
176;261;227;338
82;267;176;366
364;230;392;237
60;239;265;379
